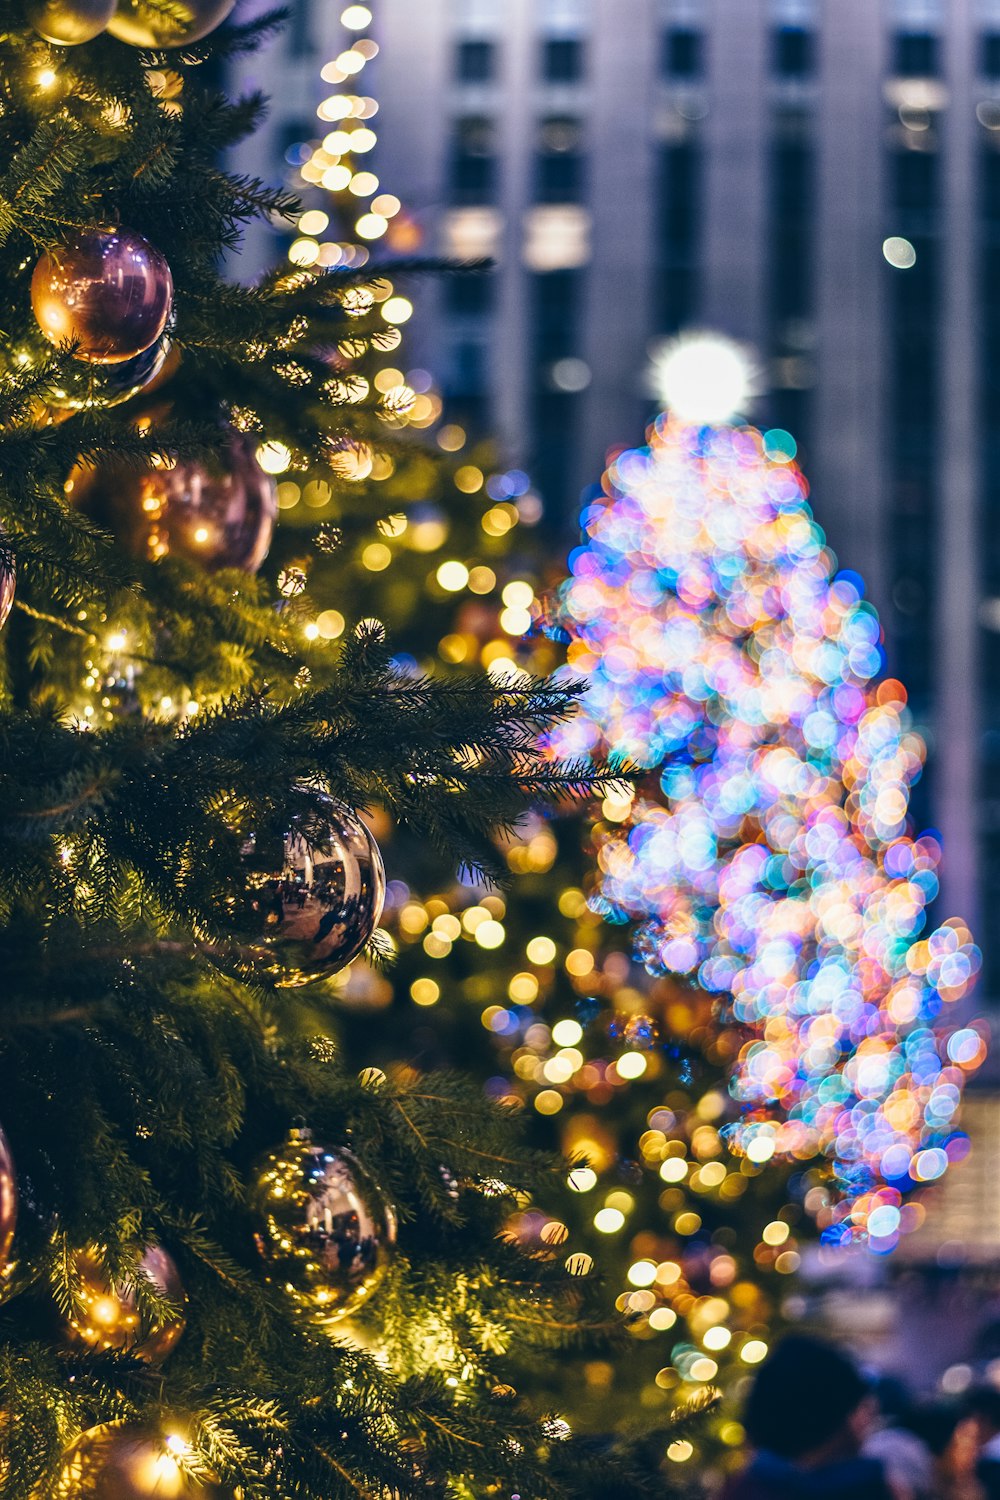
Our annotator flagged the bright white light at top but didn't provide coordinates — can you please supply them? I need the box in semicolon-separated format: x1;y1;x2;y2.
648;331;757;425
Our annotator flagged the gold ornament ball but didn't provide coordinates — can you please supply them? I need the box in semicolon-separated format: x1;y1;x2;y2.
58;1424;226;1500
243;793;386;988
0;1124;17;1287
252;1128;397;1324
107;0;234;47
66;1245;186;1364
27;0;116;44
67;435;277;574
31;228;173;366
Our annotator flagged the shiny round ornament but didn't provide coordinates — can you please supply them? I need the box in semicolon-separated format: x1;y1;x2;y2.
243;795;385;987
44;331;171;412
0;1124;17;1286
67;436;277;573
66;1244;186;1364
622;1013;659;1050
58;1424;226;1500
27;0;116;43
0;545;14;635
252;1128;397;1323
31;229;173;365
107;0;234;46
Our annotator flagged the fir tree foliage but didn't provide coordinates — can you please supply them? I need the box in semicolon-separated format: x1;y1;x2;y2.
0;4;653;1498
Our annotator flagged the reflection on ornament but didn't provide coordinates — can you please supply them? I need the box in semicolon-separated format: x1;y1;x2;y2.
45;332;171;412
27;0;116;43
243;793;385;988
58;1424;225;1500
107;0;234;46
622;1014;659;1051
0;1124;17;1286
67;436;277;573
252;1128;397;1324
0;543;14;634
31;229;173;365
66;1245;186;1364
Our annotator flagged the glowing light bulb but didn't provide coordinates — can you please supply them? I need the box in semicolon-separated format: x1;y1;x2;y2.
648;331;757;424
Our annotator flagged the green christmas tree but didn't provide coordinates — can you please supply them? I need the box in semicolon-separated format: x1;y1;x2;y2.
0;4;687;1498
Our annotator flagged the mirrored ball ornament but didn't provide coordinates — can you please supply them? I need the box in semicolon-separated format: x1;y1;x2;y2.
31;228;173;365
243;795;386;988
107;0;234;46
58;1424;226;1500
67;436;277;573
66;1245;186;1364
27;0;116;43
44;331;172;412
252;1129;397;1324
0;1124;17;1288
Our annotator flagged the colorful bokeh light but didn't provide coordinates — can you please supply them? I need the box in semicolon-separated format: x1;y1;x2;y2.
547;416;985;1246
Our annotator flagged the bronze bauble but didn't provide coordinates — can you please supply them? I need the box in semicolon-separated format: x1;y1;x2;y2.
0;1125;16;1286
252;1128;397;1324
106;0;234;47
31;228;173;365
242;793;386;988
66;1244;186;1364
58;1424;226;1500
27;0;116;44
67;436;276;573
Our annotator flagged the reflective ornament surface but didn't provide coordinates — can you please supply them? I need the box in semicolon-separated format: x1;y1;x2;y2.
107;0;234;46
244;795;385;987
58;1424;226;1500
27;0;116;42
0;544;14;635
31;229;173;365
0;1124;16;1286
45;332;171;411
252;1128;396;1323
67;436;277;573
66;1245;186;1364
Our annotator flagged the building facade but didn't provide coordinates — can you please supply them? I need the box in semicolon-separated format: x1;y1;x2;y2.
231;0;1000;998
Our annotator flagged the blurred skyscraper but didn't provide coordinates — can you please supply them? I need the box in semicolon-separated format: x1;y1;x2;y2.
232;0;1000;999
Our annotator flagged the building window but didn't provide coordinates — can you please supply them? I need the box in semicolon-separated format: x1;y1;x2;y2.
983;32;1000;76
446;339;488;399
523;205;591;270
443;206;504;260
662;26;703;78
773;26;814;77
530;269;582;518
654;140;701;333
286;0;312;56
534;115;584;203
445;275;495;316
455;38;496;82
541;36;585;82
449;116;498;205
893;31;939;76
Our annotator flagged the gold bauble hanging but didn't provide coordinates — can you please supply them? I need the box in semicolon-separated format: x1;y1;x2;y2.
65;1245;186;1364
